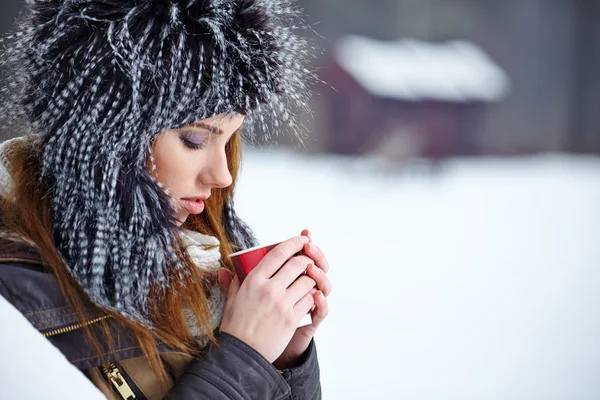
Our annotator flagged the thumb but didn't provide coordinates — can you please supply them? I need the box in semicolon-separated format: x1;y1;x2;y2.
218;268;233;295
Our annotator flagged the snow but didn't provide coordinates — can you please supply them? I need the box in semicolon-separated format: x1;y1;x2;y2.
1;147;598;399
236;149;600;399
335;35;510;102
0;295;105;399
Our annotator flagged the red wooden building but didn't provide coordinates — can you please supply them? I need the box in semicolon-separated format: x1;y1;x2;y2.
318;36;510;160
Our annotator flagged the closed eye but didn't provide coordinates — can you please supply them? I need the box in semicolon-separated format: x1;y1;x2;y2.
179;131;207;150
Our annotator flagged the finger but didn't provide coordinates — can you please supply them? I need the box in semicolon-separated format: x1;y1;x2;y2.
253;236;309;279
227;275;241;299
218;268;233;295
222;275;240;314
270;255;314;288
306;264;332;297
303;242;330;273
301;229;312;243
310;290;329;328
287;275;317;304
294;288;317;322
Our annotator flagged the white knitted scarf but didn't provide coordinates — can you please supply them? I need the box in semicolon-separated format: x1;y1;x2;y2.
179;229;226;346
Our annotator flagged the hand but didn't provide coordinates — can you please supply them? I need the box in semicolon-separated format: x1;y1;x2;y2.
273;229;332;370
218;236;317;363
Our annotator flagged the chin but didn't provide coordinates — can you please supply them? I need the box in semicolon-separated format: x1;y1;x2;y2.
176;214;189;227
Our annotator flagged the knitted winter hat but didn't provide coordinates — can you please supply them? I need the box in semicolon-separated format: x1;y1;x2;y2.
0;0;314;323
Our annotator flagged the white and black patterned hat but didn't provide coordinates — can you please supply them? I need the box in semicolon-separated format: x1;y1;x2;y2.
0;0;314;323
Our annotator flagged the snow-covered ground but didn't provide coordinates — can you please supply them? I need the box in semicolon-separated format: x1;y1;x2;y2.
236;149;600;399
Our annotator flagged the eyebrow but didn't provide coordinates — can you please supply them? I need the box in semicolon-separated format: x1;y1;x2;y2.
193;122;223;135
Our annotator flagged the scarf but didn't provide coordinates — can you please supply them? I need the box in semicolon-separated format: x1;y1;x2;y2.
180;229;226;346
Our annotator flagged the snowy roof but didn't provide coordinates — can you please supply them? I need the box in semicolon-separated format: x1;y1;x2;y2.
334;35;510;102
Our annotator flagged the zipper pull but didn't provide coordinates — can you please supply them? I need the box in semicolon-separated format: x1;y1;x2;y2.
102;363;137;399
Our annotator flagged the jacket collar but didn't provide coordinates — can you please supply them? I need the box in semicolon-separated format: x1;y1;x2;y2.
0;231;43;267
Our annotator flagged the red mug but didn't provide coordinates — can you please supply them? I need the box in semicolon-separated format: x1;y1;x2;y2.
229;243;313;327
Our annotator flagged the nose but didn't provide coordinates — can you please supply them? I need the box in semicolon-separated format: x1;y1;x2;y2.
203;146;233;189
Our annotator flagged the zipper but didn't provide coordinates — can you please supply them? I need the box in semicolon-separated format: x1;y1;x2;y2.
101;362;137;399
43;316;138;399
43;315;110;338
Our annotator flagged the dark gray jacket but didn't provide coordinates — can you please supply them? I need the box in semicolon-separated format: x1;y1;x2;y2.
0;237;321;399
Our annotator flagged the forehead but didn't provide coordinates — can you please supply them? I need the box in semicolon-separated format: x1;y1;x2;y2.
188;114;245;133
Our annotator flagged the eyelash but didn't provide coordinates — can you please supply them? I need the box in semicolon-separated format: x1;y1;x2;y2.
179;131;234;150
180;135;206;150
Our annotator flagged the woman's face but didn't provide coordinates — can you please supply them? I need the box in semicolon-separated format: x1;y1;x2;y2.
153;113;244;226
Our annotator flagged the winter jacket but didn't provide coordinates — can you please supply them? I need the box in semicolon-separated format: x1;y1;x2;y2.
0;234;322;399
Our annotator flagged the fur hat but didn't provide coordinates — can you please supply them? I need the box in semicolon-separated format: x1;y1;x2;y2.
0;0;314;323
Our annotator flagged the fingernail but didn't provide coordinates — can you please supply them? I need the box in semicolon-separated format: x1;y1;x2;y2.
310;264;320;274
317;290;324;300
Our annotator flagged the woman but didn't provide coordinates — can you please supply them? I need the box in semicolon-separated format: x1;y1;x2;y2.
0;0;331;398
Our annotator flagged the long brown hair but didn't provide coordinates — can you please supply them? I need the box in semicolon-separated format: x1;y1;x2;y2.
0;132;244;382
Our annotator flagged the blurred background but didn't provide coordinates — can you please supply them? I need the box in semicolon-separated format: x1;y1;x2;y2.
2;1;600;399
296;0;600;158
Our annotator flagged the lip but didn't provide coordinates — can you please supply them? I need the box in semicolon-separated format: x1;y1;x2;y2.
180;196;209;215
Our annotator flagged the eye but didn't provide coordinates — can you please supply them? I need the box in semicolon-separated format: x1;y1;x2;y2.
179;131;207;150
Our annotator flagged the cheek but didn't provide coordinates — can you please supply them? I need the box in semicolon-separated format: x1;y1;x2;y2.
153;141;195;195
155;161;183;194
154;148;212;197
